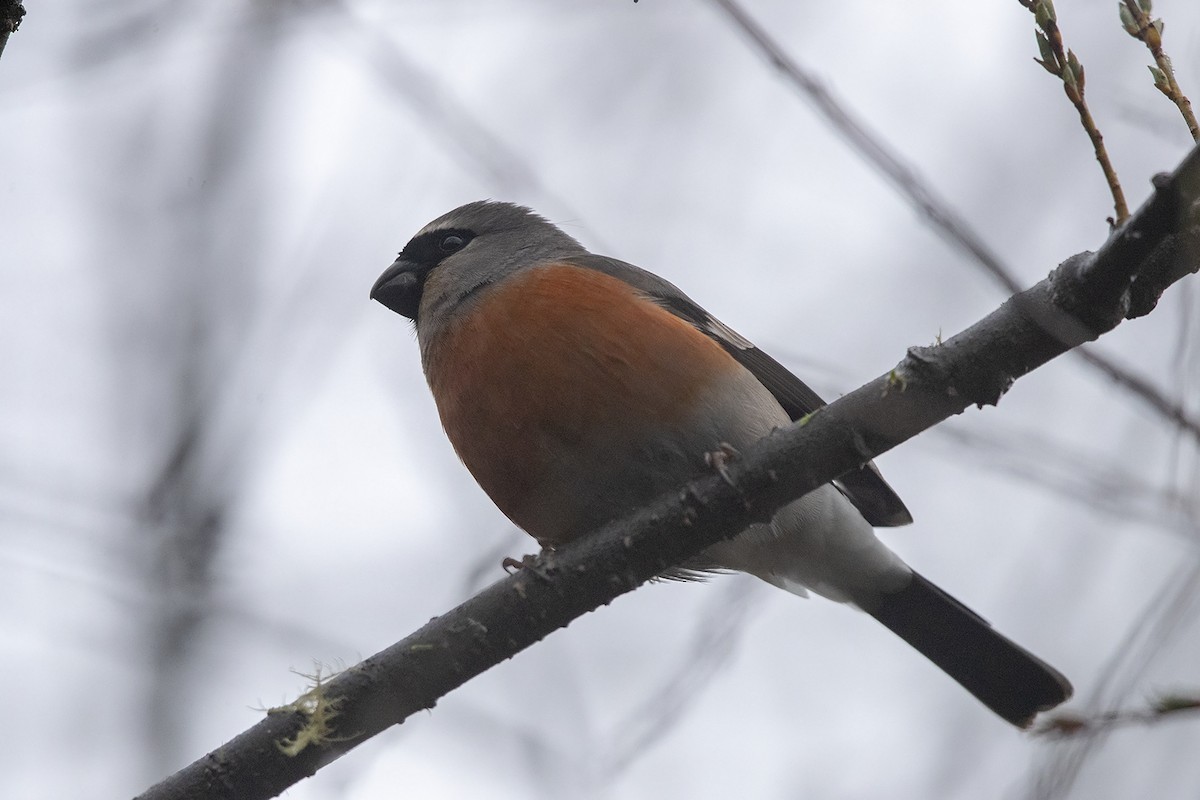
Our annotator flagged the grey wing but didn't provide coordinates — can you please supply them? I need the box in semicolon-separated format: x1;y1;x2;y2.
562;253;913;528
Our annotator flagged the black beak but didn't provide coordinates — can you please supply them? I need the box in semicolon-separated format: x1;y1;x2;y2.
371;257;425;321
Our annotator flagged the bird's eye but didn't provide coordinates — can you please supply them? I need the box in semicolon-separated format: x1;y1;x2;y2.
439;234;466;253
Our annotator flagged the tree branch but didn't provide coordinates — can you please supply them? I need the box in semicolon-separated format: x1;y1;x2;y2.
0;1;24;63
136;142;1200;800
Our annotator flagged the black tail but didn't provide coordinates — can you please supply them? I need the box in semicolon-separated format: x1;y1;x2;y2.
866;572;1072;727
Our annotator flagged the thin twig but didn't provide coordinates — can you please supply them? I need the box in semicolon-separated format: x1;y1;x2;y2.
1035;692;1200;737
1120;0;1200;142
1019;0;1129;225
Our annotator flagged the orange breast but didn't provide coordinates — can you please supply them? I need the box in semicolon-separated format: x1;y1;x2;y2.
423;263;740;543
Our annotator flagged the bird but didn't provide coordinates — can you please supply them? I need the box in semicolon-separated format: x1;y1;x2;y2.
370;200;1072;727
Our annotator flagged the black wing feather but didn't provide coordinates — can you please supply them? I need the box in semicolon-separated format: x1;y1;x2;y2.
720;344;913;527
